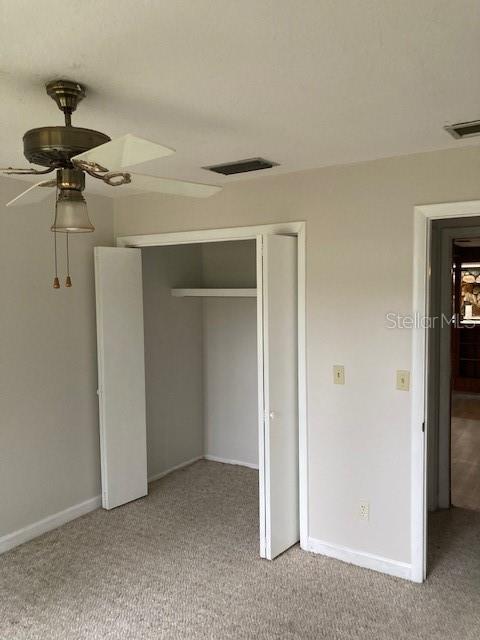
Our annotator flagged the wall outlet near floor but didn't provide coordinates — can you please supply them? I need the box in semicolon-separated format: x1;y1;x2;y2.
396;370;410;391
333;365;345;385
359;501;369;521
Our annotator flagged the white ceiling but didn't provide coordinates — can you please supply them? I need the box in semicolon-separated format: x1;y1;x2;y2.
1;0;480;193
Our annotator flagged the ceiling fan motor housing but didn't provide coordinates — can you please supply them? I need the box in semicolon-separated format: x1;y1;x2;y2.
23;126;110;167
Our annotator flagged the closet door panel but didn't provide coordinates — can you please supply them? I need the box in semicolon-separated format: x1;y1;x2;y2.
262;235;299;559
94;247;148;509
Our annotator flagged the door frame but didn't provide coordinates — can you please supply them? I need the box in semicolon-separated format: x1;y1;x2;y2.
412;200;480;582
116;221;308;553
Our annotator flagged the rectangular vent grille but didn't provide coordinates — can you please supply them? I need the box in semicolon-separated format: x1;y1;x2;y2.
204;157;278;175
445;120;480;139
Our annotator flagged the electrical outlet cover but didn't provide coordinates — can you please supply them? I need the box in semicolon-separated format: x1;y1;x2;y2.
359;501;369;521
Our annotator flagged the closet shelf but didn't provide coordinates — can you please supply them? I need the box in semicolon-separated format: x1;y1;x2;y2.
171;288;257;298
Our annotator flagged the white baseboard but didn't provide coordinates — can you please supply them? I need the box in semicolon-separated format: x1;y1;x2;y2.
148;456;204;483
204;454;259;470
304;536;412;581
0;495;101;556
149;456;258;483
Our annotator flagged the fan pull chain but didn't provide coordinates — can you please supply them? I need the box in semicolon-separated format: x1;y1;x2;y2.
65;232;72;287
53;228;60;289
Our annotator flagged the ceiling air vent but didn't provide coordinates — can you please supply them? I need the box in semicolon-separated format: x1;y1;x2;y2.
204;157;278;175
445;120;480;139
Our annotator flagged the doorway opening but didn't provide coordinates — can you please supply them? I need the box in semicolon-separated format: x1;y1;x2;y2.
94;222;307;561
425;216;480;576
451;239;480;512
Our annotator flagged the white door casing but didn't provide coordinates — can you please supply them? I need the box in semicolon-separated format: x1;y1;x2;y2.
412;200;480;583
116;221;308;553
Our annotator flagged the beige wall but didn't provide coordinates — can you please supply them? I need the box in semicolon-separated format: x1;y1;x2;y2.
0;177;114;537
115;146;480;564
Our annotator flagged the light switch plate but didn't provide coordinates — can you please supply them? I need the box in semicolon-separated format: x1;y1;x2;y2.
396;370;410;391
333;365;345;385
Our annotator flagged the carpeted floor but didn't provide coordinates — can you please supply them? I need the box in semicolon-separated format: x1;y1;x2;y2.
1;460;479;640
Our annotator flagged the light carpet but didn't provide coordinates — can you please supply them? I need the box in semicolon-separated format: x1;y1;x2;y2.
1;460;479;639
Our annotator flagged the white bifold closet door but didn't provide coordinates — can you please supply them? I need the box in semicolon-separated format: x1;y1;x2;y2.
259;234;299;560
94;238;299;560
94;247;148;509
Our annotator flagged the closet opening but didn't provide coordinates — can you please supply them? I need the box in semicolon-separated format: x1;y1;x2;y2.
142;239;259;480
94;224;306;561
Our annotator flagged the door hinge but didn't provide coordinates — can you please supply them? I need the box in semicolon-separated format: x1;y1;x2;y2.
422;421;425;433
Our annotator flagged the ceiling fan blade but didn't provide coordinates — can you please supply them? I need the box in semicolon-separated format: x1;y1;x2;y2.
6;180;56;207
72;134;175;170
120;173;222;198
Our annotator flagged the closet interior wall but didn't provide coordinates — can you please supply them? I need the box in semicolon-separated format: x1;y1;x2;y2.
141;240;258;481
202;241;258;468
142;244;204;479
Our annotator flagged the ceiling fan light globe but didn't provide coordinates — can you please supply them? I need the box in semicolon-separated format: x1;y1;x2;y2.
51;190;94;233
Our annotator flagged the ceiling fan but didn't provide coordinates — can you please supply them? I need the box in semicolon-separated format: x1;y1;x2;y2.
2;80;221;287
